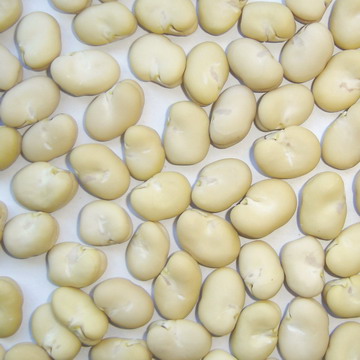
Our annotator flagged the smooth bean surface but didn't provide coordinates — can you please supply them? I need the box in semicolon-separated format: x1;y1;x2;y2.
0;126;21;170
0;44;22;91
0;0;22;32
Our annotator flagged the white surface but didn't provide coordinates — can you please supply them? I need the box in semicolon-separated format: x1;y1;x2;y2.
0;0;359;359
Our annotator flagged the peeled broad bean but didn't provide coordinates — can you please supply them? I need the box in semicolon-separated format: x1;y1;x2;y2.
192;158;252;213
278;297;329;360
4;343;50;360
164;101;210;165
50;0;91;13
3;212;59;258
183;41;229;106
0;277;23;338
230;300;281;360
238;240;284;300
203;350;236;360
253;126;321;179
280;23;334;83
12;162;78;212
299;171;346;240
51;287;108;345
210;85;256;148
146;319;212;360
50;50;120;96
281;236;325;298
325;321;360;360
0;76;60;128
312;50;360;112
47;242;107;288
124;125;165;180
85;80;144;141
16;12;61;70
126;221;170;281
198;267;245;336
255;84;314;131
134;0;197;35
93;278;154;328
0;44;22;91
79;200;132;246
0;0;22;32
153;251;201;319
0;126;21;170
90;338;152;360
285;0;332;23
129;34;186;88
230;179;297;239
198;0;246;35
323;275;360;318
31;303;81;360
326;223;360;277
227;38;283;92
130;171;191;221
177;209;241;267
322;102;360;170
69;143;130;200
0;201;7;241
22;114;77;162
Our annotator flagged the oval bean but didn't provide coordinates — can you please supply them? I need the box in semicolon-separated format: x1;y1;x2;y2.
0;126;21;170
50;0;91;13
0;0;22;32
285;0;332;23
4;343;50;360
0;44;22;91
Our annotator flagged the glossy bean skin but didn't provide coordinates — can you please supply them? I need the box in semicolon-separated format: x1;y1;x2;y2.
0;0;22;32
4;343;50;360
50;0;91;13
285;0;332;23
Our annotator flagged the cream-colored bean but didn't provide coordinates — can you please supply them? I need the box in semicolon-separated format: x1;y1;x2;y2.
153;251;202;319
285;0;332;23
278;297;329;360
0;76;60;128
210;85;256;148
69;144;130;200
322;102;360;170
0;201;7;242
50;50;120;96
230;179;297;239
130;171;191;221
238;240;284;300
312;50;360;112
281;236;325;298
177;209;240;267
164;101;210;165
253;126;321;179
299;171;346;240
126;221;170;281
330;0;360;50
183;41;229;106
85;80;144;141
146;319;212;360
31;303;81;360
50;0;91;13
12;162;78;212
0;44;22;91
198;267;245;336
0;126;21;170
230;300;281;360
47;242;107;288
255;84;314;131
203;350;236;360
124;125;165;180
323;275;360;318
198;0;246;35
192;158;252;213
4;343;51;360
326;223;360;277
79;200;132;246
325;321;360;360
22;114;77;162
129;34;186;88
93;278;154;328
240;2;296;42
90;338;152;360
0;0;22;32
16;12;61;70
227;38;283;92
280;23;334;83
74;2;136;46
0;277;23;338
134;0;197;36
51;287;108;345
3;212;59;258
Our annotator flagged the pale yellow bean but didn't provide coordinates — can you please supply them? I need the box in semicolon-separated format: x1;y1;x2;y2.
0;0;22;32
0;201;7;242
0;346;4;360
0;126;21;170
50;0;91;13
4;343;50;360
202;350;236;360
285;0;332;23
0;44;22;91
